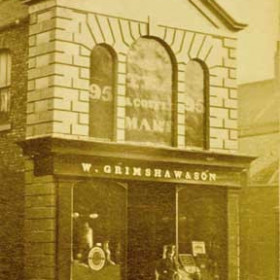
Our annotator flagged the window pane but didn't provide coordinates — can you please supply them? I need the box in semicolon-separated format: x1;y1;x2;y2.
0;51;11;88
0;87;10;125
89;45;115;139
6;53;11;86
126;38;173;146
72;181;127;280
185;61;206;148
178;186;227;280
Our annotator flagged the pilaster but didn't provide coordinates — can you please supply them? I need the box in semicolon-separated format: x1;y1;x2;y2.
227;189;240;280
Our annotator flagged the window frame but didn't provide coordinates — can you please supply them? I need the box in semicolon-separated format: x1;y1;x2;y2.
0;49;12;131
89;44;117;141
184;59;209;150
125;36;178;147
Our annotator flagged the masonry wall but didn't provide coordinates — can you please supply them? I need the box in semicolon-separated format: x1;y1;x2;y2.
22;2;244;280
0;21;28;280
239;116;279;280
240;186;279;280
26;0;238;152
24;158;57;280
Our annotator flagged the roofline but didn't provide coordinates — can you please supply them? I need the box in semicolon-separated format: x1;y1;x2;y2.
21;0;44;4
22;0;247;31
205;0;247;31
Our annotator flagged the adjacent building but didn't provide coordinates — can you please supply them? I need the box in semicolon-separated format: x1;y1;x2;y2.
0;1;28;279
239;44;280;280
0;1;254;280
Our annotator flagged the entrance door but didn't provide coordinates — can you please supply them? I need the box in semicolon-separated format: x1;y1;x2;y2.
127;182;176;280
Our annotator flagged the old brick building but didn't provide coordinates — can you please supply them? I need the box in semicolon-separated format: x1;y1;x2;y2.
239;44;280;280
0;0;254;280
0;1;28;279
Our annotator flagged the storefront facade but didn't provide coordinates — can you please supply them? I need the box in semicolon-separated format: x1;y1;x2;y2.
20;0;252;279
21;138;252;280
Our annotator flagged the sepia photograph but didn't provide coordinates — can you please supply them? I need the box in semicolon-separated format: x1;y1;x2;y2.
0;0;279;280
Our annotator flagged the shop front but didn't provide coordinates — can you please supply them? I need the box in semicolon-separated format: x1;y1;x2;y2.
21;137;252;280
18;0;252;278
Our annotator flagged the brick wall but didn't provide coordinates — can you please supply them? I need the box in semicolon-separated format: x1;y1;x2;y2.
0;21;28;280
26;1;238;152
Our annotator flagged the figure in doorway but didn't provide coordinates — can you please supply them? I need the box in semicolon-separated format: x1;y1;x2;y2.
73;221;94;263
156;245;181;280
103;240;116;265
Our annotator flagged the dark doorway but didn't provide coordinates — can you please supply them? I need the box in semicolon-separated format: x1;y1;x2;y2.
127;182;176;280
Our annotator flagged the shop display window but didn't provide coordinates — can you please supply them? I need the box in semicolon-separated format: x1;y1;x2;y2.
70;180;229;280
72;180;127;280
178;186;227;280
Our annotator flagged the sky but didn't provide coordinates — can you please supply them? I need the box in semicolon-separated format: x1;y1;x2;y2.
217;0;279;84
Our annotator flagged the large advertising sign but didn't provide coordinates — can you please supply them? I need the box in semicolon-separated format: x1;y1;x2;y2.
89;45;114;140
126;38;173;146
185;61;206;148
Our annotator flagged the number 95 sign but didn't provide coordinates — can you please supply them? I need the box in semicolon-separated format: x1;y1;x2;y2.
89;84;113;102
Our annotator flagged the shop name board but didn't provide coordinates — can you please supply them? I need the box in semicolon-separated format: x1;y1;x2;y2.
81;163;217;183
51;155;242;187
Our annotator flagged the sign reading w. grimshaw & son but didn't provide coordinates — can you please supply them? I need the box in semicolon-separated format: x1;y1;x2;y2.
52;156;242;187
82;162;217;181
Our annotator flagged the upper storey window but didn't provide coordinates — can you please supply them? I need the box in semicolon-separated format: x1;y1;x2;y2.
89;45;116;140
0;50;11;127
126;38;175;146
184;60;208;149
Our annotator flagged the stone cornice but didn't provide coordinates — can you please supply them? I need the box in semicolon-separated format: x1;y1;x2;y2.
204;0;247;31
18;137;255;170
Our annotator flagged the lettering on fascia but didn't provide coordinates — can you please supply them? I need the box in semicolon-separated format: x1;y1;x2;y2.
82;163;92;172
81;163;217;182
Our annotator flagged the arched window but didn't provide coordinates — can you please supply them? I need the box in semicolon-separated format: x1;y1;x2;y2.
126;38;175;146
0;50;11;127
89;45;116;140
184;60;208;149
